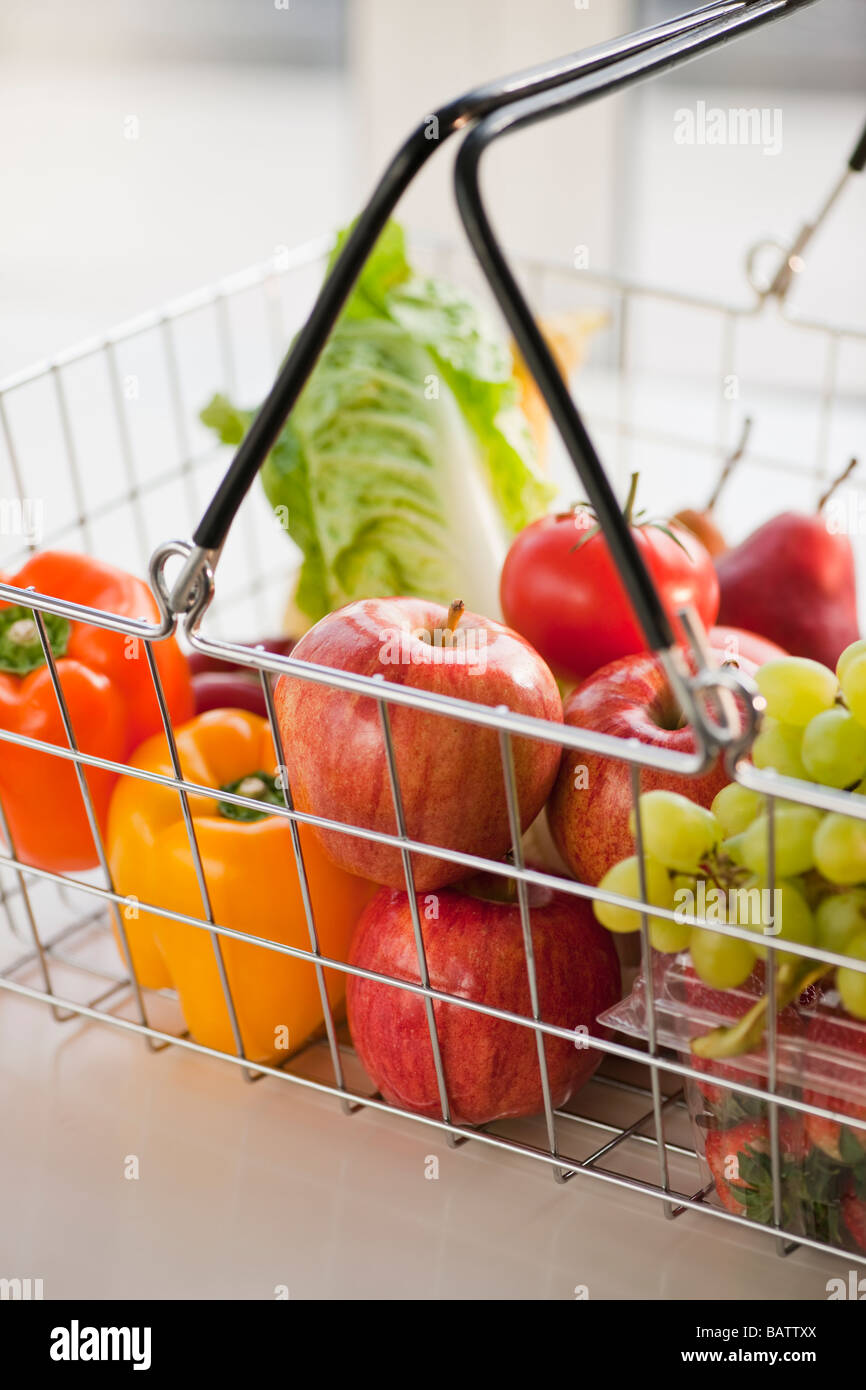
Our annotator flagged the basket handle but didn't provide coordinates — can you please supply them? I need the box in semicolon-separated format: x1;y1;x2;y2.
452;0;825;666
848;115;866;174
166;0;818;654
745;111;866;301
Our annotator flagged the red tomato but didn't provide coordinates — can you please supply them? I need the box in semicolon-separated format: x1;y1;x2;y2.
500;506;719;682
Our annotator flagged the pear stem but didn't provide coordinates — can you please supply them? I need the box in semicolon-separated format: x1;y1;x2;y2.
817;457;858;513
705;416;752;511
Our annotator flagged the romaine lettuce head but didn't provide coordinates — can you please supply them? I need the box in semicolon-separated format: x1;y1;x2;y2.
201;222;554;625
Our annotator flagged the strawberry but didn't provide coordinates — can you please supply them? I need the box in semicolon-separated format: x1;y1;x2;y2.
842;1179;866;1253
807;1164;866;1252
704;1116;807;1223
802;1014;866;1164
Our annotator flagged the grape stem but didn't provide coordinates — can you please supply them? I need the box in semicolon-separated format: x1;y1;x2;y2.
691;960;827;1061
698;849;750;892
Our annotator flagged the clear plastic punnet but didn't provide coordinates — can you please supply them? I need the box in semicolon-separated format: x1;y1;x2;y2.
601;953;866;1250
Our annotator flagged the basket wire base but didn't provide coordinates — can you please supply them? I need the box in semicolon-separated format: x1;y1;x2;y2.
1;890;861;1269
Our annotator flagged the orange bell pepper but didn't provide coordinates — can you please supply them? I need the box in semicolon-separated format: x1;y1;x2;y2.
107;710;374;1062
0;552;193;872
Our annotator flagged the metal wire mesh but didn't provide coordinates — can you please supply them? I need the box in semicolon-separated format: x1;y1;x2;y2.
1;236;865;1265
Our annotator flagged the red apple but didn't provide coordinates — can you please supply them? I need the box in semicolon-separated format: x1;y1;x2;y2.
547;640;766;888
346;876;621;1125
274;597;563;891
709;625;786;667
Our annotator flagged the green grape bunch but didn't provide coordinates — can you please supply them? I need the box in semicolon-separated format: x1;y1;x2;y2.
591;642;866;1030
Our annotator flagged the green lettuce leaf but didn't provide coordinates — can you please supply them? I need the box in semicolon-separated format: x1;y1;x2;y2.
385;274;551;532
326;219;412;320
201;221;554;624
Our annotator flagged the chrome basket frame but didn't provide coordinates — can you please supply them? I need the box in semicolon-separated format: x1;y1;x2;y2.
2;0;866;1268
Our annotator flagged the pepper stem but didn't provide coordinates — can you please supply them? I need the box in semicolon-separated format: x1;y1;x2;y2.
216;770;283;823
0;606;71;675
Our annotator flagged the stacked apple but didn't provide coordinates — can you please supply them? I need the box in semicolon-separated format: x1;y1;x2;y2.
546;626;782;889
588;645;866;1024
274;596;620;1127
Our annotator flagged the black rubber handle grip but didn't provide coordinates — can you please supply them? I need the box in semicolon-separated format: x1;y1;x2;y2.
849;116;866;173
191;0;820;659
454;0;819;657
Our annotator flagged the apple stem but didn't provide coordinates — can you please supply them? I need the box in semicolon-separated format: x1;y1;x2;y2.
705;415;752;511
446;599;465;635
623;472;640;526
817;457;858;513
461;871;519;904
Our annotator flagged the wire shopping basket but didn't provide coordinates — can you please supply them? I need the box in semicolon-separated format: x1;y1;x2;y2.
2;0;866;1265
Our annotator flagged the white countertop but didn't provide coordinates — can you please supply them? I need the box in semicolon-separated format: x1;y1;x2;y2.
0;978;855;1301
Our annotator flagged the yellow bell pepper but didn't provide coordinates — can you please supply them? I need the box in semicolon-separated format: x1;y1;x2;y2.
107;709;374;1062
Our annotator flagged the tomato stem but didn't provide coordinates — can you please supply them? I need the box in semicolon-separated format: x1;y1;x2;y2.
623;472;640;526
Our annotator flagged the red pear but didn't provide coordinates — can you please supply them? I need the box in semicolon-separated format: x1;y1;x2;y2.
716;460;860;670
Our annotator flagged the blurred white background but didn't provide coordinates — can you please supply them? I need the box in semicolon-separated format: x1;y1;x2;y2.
0;0;864;610
1;0;864;377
